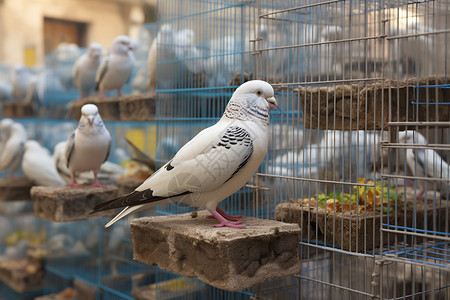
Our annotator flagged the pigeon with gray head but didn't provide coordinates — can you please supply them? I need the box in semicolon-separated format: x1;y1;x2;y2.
96;36;135;97
65;104;111;187
92;80;277;228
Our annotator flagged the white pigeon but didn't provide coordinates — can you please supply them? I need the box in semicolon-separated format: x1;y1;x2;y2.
12;65;33;102
92;80;277;228
146;24;174;91
73;43;102;98
399;130;449;199
0;118;14;154
22;140;65;186
96;36;135;97
0;122;27;177
65;104;112;187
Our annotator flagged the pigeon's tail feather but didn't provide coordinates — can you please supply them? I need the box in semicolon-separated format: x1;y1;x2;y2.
105;205;141;227
104;199;172;228
92;189;192;213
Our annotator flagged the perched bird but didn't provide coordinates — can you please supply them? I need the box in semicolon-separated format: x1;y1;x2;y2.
146;24;174;91
96;36;135;97
0;118;14;154
0;122;27;177
12;65;33;102
0;79;12;101
92;80;277;228
65;104;111;187
399;130;449;199
55;140;125;184
73;43;102;98
22;140;65;186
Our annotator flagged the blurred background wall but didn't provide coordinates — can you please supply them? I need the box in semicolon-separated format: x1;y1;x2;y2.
0;0;156;66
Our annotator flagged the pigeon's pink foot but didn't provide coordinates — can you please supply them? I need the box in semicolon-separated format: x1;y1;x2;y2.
208;210;246;229
117;89;122;97
91;182;106;188
407;187;425;201
91;178;105;188
216;207;244;221
207;207;244;221
68;177;82;187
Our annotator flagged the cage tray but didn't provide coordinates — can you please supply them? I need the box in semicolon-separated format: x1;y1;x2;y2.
131;211;301;292
1;102;34;118
31;185;117;222
276;198;449;252
0;178;33;201
300;76;450;130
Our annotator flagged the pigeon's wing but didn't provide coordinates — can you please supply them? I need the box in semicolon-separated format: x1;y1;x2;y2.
125;137;156;170
92;125;253;212
419;148;450;179
73;59;81;89
146;38;157;89
24;152;65;186
95;58;109;91
65;132;75;168
104;139;111;163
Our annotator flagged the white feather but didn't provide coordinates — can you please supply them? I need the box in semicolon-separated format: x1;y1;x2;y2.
22;140;65;186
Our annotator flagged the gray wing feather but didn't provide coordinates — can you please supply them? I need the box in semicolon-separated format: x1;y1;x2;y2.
65;132;75;168
95;58;109;91
104;139;111;163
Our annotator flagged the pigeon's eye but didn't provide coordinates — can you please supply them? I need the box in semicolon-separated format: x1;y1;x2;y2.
256;91;262;96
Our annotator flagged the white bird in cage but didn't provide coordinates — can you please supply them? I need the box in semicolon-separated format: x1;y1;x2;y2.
0;118;14;154
22;140;65;186
12;65;33;102
399;130;449;199
146;24;175;91
0;122;27;178
173;28;203;74
96;35;135;98
92;80;277;228
73;43;103;98
65;104;111;187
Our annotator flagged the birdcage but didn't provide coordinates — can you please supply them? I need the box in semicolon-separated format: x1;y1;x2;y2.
254;0;450;299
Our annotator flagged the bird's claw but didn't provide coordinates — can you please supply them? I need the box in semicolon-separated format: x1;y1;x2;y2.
214;221;245;229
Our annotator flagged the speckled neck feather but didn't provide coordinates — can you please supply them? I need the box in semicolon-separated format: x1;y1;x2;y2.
224;97;270;125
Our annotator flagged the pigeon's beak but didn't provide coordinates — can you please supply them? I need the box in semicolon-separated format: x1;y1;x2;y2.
129;46;134;51
87;116;94;126
267;97;277;110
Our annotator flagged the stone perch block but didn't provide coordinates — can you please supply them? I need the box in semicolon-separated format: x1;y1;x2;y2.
130;211;301;291
0;178;33;201
31;185;118;222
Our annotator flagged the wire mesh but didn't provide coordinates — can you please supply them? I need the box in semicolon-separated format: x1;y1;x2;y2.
255;0;450;299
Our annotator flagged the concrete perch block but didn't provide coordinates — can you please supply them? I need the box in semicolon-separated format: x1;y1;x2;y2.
1;102;34;118
0;178;33;201
31;185;118;222
119;93;155;121
131;211;301;292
